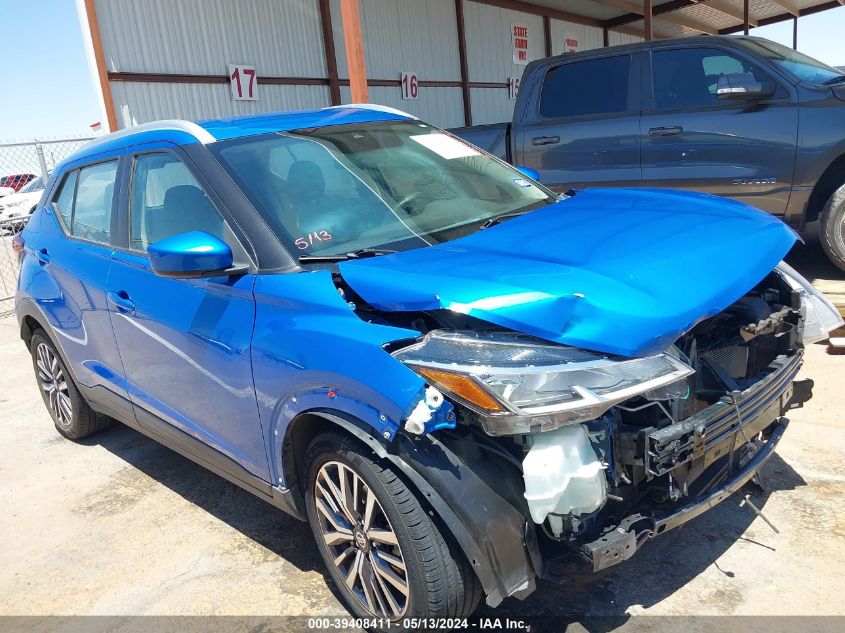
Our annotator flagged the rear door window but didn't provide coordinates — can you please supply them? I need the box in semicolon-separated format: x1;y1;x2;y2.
539;55;632;119
71;161;118;243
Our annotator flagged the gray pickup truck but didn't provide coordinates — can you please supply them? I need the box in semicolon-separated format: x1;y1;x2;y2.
453;35;845;271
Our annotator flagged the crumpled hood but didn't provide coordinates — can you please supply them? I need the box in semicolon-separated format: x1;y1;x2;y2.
339;188;798;357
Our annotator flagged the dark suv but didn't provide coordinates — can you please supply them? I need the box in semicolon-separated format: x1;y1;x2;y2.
454;36;845;271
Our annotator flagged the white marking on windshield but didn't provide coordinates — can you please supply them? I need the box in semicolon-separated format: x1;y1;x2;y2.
410;133;480;160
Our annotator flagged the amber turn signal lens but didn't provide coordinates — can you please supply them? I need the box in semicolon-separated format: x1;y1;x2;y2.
416;367;504;413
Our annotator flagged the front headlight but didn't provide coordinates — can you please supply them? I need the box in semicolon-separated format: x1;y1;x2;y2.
777;261;843;343
392;330;694;436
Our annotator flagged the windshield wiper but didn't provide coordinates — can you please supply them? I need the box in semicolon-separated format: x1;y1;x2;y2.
480;211;529;229
823;75;845;85
298;248;397;263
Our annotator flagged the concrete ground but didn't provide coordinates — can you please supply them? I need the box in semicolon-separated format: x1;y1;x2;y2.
0;236;844;625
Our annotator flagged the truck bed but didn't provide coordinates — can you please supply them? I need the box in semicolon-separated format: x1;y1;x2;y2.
450;122;511;161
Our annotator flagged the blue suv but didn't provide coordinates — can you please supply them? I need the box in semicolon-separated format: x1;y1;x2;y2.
14;105;842;624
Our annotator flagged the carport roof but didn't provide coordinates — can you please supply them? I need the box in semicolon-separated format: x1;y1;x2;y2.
505;0;843;40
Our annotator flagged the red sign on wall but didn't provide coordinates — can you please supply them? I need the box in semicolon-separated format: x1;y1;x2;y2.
512;24;529;65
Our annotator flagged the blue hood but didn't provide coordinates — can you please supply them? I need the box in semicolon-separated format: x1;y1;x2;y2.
339;189;797;357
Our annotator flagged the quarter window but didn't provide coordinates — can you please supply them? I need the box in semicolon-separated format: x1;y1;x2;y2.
53;171;78;229
129;153;227;250
651;47;774;110
540;55;631;119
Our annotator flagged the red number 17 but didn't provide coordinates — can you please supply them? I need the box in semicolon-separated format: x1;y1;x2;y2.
230;67;256;98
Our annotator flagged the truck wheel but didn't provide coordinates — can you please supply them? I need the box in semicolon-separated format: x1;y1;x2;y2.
820;183;845;272
304;431;481;626
30;329;111;440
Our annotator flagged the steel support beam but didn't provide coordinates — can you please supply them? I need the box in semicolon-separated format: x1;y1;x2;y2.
318;0;341;105
455;0;473;127
744;0;750;34
81;0;118;131
339;0;367;103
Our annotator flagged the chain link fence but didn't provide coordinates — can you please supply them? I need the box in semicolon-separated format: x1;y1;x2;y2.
0;137;93;317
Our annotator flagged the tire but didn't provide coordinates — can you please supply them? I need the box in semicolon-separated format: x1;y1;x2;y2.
820;182;845;272
304;431;481;627
30;329;111;440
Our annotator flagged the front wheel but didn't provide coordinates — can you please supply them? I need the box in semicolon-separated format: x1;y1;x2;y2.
820;182;845;272
303;432;480;626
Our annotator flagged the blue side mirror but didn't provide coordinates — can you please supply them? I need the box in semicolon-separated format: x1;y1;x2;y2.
148;231;234;278
514;165;541;182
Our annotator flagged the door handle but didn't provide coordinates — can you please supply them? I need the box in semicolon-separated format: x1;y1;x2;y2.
532;135;560;146
649;126;683;137
36;248;50;264
107;290;135;313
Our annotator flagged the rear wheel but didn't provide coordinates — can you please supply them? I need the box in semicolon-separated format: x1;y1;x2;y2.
303;431;480;626
820;182;845;272
30;329;111;440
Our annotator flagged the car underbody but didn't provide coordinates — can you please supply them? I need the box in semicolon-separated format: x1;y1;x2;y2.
335;264;815;604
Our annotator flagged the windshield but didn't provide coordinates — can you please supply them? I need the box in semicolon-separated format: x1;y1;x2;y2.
742;38;844;85
211;121;553;257
20;176;43;193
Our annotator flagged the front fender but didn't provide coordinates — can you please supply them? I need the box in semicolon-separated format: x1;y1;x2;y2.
250;270;427;479
294;411;539;609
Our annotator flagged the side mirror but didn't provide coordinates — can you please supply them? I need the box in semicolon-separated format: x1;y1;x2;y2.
148;231;234;278
514;165;541;182
716;73;773;100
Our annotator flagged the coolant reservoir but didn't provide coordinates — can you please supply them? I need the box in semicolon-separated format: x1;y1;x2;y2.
522;424;607;524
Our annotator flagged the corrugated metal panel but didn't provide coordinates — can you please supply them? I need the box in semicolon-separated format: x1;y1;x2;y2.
96;0;328;77
673;4;736;31
607;30;643;46
363;0;460;80
331;0;460;81
549;19;604;55
463;1;545;83
111;82;331;127
469;87;514;126
339;85;465;128
525;0;620;21
749;0;794;20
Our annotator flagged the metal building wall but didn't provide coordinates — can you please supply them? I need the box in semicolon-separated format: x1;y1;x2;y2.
330;0;463;126
607;31;644;46
95;0;332;126
464;1;544;125
112;83;330;127
549;19;605;54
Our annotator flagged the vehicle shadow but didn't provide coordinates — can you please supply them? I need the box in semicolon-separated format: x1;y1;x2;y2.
786;222;845;284
479;452;806;629
83;422;806;626
80;423;326;575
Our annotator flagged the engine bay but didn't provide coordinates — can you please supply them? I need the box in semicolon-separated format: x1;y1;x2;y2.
336;264;812;564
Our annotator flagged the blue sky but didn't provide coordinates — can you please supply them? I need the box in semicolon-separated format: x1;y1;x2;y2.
0;1;844;140
0;0;100;139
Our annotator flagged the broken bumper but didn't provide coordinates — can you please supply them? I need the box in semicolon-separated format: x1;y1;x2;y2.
581;351;811;573
583;417;789;572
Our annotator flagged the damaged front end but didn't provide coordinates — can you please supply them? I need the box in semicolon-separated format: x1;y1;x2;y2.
347;261;840;600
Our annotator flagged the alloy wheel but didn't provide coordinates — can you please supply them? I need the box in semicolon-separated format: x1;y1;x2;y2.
313;460;410;619
36;343;72;427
